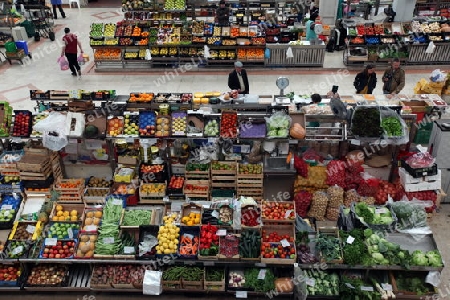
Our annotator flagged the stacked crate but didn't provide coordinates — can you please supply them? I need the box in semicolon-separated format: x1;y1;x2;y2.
210;161;236;198
54;178;85;203
16;153;52;181
237;163;263;201
50;151;63;180
0;150;23;184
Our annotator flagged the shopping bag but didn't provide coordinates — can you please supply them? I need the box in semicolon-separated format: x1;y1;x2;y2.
77;53;85;65
425;41;435;54
286;47;294;58
57;56;69;71
264;48;270;59
145;49;152;60
204;45;211;58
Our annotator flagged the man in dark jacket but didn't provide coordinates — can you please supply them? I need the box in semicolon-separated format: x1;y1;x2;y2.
353;64;377;94
216;0;230;25
228;61;249;94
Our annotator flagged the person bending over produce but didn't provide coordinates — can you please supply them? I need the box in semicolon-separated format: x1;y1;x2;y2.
308;94;322;127
382;58;405;95
228;61;250;94
354;64;377;94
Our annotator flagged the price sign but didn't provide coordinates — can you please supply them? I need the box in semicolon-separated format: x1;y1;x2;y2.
257;269;266;280
345;283;355;289
294;263;299;267
85;225;97;231
45;238;57;246
68;228;74;239
12;245;23;255
1;205;12;210
360;286;374;292
4;210;10;217
381;283;392;291
346;236;355;244
208;137;216;144
112;199;123;206
306;278;316;287
280;239;290;247
125;137;135;143
284;209;293;219
375;207;387;214
255;263;266;268
216;229;227;236
163;196;169;202
211;210;219;218
124;246;135;254
236;291;247;298
103;237;115;244
26;225;36;234
203;261;215;266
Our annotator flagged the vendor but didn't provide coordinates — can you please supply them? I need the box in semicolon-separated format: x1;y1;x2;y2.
216;0;230;26
308;94;322;127
305;11;321;45
228;61;250;94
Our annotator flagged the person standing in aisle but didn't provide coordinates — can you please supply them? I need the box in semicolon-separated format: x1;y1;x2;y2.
61;28;83;78
353;64;377;94
228;61;250;94
305;11;321;45
216;0;230;26
51;0;66;19
382;58;405;95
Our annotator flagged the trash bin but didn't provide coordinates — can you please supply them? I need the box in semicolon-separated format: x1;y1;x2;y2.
19;20;36;38
15;41;29;55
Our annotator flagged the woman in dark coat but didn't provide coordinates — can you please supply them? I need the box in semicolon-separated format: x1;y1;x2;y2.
353;64;377;94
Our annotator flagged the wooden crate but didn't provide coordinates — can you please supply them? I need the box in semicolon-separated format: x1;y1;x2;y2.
182;279;204;290
54;178;85;193
210;161;237;175
262;224;295;242
139;183;166;204
16;155;50;172
211;175;237;188
19;163;52;180
162;279;182;290
260;241;296;265
261;201;296;223
83;187;109;204
204;268;225;291
185;162;210;180
50;203;85;222
389;271;436;298
218;233;240;261
183;179;210;199
317;227;344;264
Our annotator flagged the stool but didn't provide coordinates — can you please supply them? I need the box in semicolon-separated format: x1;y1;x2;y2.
69;0;81;9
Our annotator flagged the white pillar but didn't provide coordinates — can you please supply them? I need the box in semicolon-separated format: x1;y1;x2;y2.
318;0;339;25
392;0;417;22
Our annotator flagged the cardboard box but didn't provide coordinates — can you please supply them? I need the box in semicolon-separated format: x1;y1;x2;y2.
400;101;431;113
400;168;441;192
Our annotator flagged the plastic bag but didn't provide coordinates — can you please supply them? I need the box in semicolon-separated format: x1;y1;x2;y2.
405;152;435;168
430;69;446;82
77;54;84;65
57;56;69;71
143;270;163;295
265;111;292;138
204;45;211;58
264;48;270;58
33;111;68;151
425;41;435;54
145;49;152;60
390;198;430;232
379;106;409;145
286;46;294;58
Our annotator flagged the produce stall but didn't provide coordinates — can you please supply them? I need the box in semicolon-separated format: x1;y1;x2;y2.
264;43;326;67
0;88;446;298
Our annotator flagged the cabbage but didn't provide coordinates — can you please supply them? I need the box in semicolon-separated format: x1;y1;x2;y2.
426;250;443;267
372;253;384;263
412;250;428;266
277;129;288;137
380;216;393;225
268;130;277;137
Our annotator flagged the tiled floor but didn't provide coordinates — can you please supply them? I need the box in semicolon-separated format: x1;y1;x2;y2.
0;5;449;299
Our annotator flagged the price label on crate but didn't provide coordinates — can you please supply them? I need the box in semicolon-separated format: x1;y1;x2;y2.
346;235;355;244
125;137;135;143
360;286;374;292
216;229;227;236
3;210;10;217
257;269;266;280
26;225;36;234
68;228;74;239
345;283;355;289
1;204;12;210
284;209;293;219
236;291;247;298
381;283;392;291
280;239;290;247
375;207;387;214
85;225;97;231
211;210;219;218
163;196;169;202
45;238;57;246
306;278;316;287
103;237;115;244
112;199;123;206
203;261;215;266
124;246;135;254
12;245;23;255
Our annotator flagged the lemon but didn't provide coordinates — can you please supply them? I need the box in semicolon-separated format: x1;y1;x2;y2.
170;234;176;241
164;249;171;254
70;210;78;217
171;213;177;219
155;245;160;251
52;216;59;221
56;205;63;212
163;242;169;249
175;227;180;233
163;216;168;221
70;216;77;221
56;211;63;217
63;211;70;217
157;250;162;254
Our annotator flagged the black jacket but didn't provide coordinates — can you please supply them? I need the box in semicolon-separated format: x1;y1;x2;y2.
353;71;377;94
228;69;249;94
216;7;230;25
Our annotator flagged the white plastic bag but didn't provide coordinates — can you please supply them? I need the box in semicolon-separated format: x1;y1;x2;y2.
143;270;163;295
380;106;409;145
33;111;68;151
286;46;294;58
430;69;446;82
425;41;435;54
145;49;152;60
204;45;211;58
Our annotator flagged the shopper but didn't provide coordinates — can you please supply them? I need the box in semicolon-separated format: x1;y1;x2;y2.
306;11;321;44
51;0;66;19
354;64;377;94
61;28;83;78
216;0;230;26
382;58;405;95
228;61;249;94
310;93;322;104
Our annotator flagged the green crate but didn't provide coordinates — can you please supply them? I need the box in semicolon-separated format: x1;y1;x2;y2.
414;129;432;144
4;41;17;53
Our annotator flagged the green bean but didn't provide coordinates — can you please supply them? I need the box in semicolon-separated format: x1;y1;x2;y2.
122;209;152;226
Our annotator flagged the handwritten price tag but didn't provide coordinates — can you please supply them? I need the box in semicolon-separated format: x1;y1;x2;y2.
236;291;247;298
257;269;266;280
280;239;290;247
68;228;74;239
85;225;97;231
375;207;387;214
211;210;219;218
306;278;316;287
345;283;355;289
112;199;123;206
216;229;227;236
284;209;293;219
12;245;23;255
381;283;392;291
103;237;115;244
45;238;57;246
26;225;36;234
346;236;355;244
360;286;374;292
124;246;135;254
1;205;12;210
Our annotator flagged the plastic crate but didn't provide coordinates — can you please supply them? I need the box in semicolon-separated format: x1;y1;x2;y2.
413;128;432;144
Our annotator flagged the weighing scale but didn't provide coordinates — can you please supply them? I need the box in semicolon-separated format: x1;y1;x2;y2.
276;77;289;96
